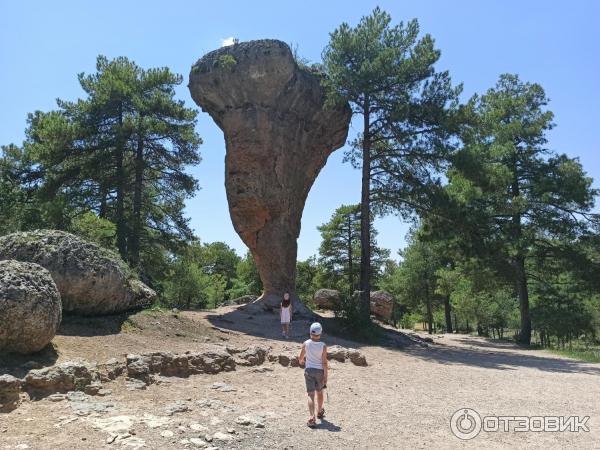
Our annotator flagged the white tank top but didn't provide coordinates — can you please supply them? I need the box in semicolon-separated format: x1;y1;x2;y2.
304;339;325;370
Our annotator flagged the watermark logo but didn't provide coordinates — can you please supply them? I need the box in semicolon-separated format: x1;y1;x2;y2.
450;408;590;440
450;409;482;440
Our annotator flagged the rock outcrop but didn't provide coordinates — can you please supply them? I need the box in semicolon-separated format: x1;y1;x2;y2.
0;260;62;354
189;40;351;314
24;360;99;398
126;348;237;383
0;374;22;410
370;290;395;321
313;289;340;310
0;230;156;315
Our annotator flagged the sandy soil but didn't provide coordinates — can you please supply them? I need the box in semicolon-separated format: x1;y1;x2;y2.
1;305;599;449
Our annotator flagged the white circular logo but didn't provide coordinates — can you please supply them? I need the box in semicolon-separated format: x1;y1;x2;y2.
451;408;482;440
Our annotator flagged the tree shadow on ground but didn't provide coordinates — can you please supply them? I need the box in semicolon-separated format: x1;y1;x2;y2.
0;344;59;378
207;305;600;376
401;336;600;375
205;305;426;350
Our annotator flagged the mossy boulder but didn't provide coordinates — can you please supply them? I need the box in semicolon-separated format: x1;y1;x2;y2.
0;230;155;315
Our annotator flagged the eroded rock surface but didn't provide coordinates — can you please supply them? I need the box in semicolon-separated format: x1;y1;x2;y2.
189;40;351;313
313;289;340;310
0;230;156;315
370;290;395;321
0;260;62;354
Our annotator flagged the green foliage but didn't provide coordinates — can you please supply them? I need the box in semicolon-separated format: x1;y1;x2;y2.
70;211;117;251
15;55;202;284
295;256;322;305
161;243;227;309
217;54;237;70
317;204;390;296
227;251;263;299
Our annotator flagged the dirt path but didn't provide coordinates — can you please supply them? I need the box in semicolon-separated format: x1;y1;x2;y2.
1;307;599;449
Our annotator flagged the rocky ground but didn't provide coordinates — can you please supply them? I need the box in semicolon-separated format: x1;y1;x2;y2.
1;305;599;449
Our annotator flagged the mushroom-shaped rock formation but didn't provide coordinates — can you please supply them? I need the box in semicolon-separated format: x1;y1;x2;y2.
189;40;351;314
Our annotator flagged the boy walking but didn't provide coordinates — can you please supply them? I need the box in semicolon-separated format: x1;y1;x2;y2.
298;322;328;428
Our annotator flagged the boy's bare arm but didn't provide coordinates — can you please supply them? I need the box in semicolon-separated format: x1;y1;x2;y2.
299;343;306;365
322;345;328;384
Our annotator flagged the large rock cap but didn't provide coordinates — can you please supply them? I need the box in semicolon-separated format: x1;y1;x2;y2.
189;40;351;312
0;259;62;354
0;230;156;315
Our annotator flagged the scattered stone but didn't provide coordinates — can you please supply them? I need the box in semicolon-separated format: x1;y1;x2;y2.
313;289;340;310
227;427;236;434
210;382;236;392
277;354;291;367
210;417;223;426
92;416;135;434
212;431;234;441
160;430;174;438
139;415;171;429
189;40;351;315
251;367;273;373
289;356;300;367
190;437;207;447
190;423;208;432
119;437;146;448
126;378;147;391
235;414;265;428
97;388;112;396
165;401;191;416
347;348;368;366
0;260;62;354
84;381;102;395
47;393;67;402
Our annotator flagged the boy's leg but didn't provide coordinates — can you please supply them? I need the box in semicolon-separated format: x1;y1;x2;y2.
316;389;324;414
307;391;316;418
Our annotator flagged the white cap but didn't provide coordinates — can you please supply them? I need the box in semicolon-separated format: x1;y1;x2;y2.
310;322;322;336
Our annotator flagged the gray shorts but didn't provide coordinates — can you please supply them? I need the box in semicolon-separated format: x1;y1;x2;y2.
304;368;325;392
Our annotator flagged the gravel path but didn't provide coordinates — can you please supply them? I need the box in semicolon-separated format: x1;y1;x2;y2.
1;307;599;449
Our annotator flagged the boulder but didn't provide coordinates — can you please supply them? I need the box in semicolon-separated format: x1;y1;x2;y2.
0;230;156;315
0;260;62;354
370;290;395;321
189;40;351;315
327;345;347;362
313;289;340;310
347;348;368;367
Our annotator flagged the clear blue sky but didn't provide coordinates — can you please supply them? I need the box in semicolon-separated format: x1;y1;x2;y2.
1;1;599;260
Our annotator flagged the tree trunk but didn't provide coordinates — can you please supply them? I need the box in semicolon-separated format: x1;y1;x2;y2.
115;105;127;261
515;255;532;345
129;133;144;268
359;97;371;322
443;295;453;333
347;214;353;297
